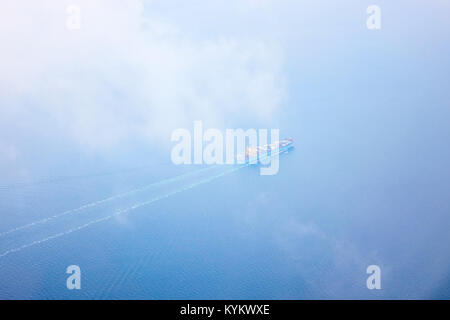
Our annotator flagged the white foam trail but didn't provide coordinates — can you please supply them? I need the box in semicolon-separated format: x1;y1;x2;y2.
0;164;248;259
0;165;219;237
0;216;114;258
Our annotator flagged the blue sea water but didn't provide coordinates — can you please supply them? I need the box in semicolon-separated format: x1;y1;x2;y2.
2;50;450;298
0;113;449;299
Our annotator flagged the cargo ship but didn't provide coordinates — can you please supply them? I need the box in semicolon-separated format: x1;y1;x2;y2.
238;138;294;164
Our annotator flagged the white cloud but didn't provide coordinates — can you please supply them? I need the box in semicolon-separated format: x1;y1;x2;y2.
0;0;286;150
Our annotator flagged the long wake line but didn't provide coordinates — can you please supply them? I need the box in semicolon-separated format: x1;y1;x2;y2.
0;165;219;238
0;163;248;259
